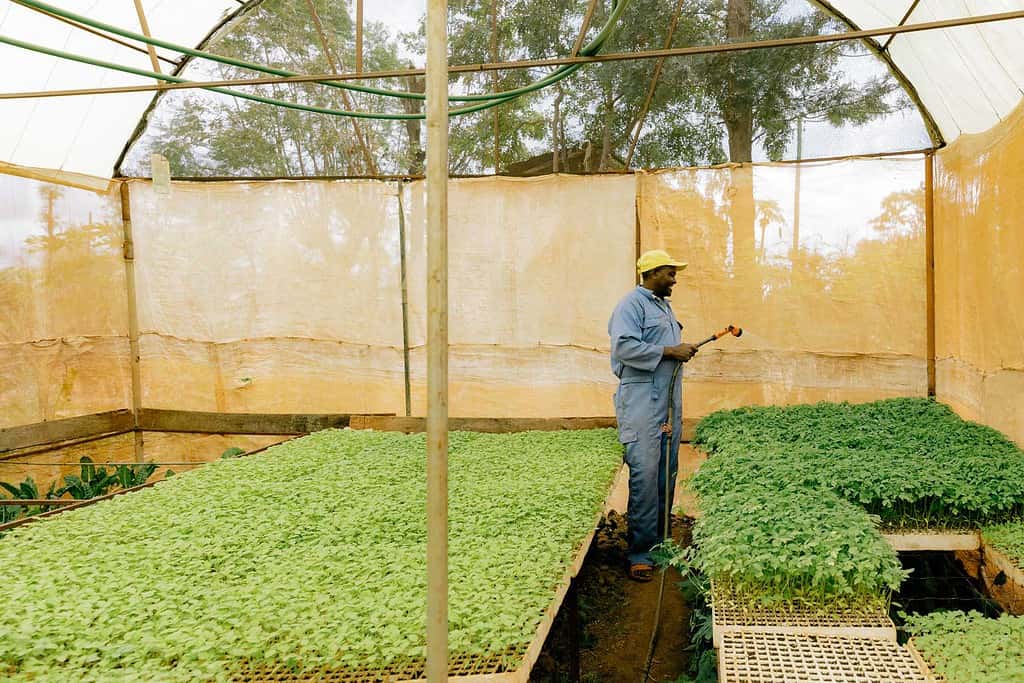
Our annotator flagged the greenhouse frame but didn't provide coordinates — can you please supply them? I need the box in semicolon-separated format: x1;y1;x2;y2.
1;1;1023;681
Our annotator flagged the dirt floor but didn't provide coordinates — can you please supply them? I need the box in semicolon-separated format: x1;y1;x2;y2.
531;442;707;683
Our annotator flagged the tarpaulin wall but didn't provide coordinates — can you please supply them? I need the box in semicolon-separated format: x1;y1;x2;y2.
637;158;929;417
935;100;1024;446
0;174;130;429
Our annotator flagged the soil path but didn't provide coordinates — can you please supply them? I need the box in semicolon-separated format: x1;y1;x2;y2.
533;446;706;683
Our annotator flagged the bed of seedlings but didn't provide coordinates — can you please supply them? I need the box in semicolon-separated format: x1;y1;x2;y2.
0;428;622;682
982;518;1024;569
681;398;1024;608
904;610;1024;683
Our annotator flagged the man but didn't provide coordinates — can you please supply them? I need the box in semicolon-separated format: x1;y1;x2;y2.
608;250;699;581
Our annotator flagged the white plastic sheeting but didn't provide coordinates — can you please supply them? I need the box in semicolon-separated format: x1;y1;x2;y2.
0;0;239;179
0;1;1022;178
829;0;1024;138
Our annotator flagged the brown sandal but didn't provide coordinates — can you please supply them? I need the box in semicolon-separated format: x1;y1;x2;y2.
628;563;654;582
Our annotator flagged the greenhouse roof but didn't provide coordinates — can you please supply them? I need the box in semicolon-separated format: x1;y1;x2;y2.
0;0;1021;180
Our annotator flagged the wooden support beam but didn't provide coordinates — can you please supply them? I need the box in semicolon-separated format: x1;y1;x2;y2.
120;182;145;462
0;411;134;454
397;181;413;417
349;416;617;433
355;0;364;74
425;0;450;677
925;152;936;397
883;531;980;551
131;0;163;82
137;409;380;434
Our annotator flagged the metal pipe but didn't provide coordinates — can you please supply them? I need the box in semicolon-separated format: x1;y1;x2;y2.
2;10;1020;101
425;0;449;680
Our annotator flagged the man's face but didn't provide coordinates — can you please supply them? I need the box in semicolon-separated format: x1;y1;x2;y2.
648;266;678;298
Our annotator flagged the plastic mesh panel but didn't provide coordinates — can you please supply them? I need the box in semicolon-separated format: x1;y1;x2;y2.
232;645;526;682
719;632;935;683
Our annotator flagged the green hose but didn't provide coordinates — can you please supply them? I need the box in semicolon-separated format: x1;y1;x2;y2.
9;0;633;106
0;33;508;120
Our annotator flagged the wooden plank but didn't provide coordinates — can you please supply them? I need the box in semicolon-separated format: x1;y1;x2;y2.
905;640;941;683
0;410;134;453
883;532;980;551
924;153;936;397
350;415;699;440
350;416;617;433
977;542;1024;615
138;409;389;434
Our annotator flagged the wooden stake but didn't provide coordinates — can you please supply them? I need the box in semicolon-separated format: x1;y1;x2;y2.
425;0;449;679
925;152;936;397
491;0;500;174
131;0;163;82
119;183;144;463
397;181;412;417
356;0;364;74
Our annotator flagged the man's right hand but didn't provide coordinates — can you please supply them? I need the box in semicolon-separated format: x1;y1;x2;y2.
664;343;699;363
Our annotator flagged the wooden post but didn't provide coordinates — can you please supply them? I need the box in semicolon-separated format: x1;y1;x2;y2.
925;152;936;397
397;181;412;417
355;0;364;74
119;183;144;463
425;0;449;680
491;0;500;173
131;0;162;82
792;117;802;259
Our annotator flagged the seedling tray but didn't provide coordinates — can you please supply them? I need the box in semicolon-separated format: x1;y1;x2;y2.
710;582;896;648
718;632;936;683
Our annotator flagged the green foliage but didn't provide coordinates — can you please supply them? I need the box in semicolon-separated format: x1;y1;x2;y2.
0;477;59;523
694;398;1024;528
127;0;915;176
113;463;160;490
903;611;1024;683
220;447;247;459
55;457;119;500
683;398;1024;608
0;429;622;681
676;481;906;606
982;518;1024;569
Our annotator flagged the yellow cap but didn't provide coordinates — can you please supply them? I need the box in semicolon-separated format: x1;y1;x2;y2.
637;249;687;274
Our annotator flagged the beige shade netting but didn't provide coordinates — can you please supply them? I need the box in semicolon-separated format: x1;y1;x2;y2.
0;173;130;429
935;99;1024;445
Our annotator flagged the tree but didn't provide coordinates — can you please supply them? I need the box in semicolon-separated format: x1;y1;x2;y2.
125;0;915;177
126;0;409;177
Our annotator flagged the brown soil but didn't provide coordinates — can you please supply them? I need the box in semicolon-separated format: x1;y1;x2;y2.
531;512;694;683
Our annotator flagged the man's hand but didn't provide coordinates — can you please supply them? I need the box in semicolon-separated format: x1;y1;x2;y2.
664;343;699;363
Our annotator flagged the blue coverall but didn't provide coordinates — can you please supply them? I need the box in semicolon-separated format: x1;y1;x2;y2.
608;285;683;567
